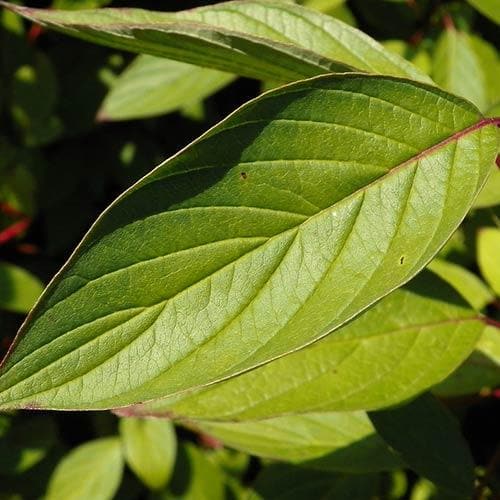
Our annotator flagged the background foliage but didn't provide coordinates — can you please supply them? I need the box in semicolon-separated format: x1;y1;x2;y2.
0;0;499;498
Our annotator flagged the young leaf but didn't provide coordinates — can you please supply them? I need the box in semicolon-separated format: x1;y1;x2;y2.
118;272;486;420
119;417;176;491
3;1;430;83
478;227;500;295
467;0;500;25
432;28;488;112
369;393;475;498
0;262;44;314
188;412;401;472
99;56;235;121
0;75;497;411
46;437;123;500
427;258;494;310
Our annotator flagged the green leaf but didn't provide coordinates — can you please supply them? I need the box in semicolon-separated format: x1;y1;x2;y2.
99;55;235;121
168;444;225;500
432;28;488;111
369;393;475;497
434;325;500;397
0;263;44;314
119;417;176;491
189;412;401;472
46;438;123;500
251;464;379;500
467;0;500;24
478;227;500;295
0;75;497;411
3;1;429;83
427;258;494;310
474;166;500;208
120;272;485;420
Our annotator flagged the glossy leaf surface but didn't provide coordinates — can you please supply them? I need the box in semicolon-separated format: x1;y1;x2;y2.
99;55;235;121
0;75;497;411
369;393;475;497
4;1;429;83
191;411;401;472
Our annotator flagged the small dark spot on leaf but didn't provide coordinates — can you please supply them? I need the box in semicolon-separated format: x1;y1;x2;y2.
240;172;248;180
399;256;405;265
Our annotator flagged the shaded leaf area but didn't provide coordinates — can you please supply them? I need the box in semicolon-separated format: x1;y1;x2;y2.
250;464;379;500
4;0;429;83
127;272;485;420
189;411;401;473
369;393;475;498
99;55;235;121
0;75;497;411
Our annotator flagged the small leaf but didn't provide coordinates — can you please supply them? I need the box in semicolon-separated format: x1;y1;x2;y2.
467;0;500;25
427;258;494;310
123;272;485;420
189;412;401;472
432;27;488;111
46;437;123;500
3;1;429;83
0;75;497;411
119;417;176;491
99;55;235;121
478;227;500;295
0;262;43;314
369;393;475;497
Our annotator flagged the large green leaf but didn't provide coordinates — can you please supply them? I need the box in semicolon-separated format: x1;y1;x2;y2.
0;75;497;411
189;412;401;472
115;272;485;420
119;417;176;491
3;0;429;83
99;55;235;121
46;438;123;500
432;28;488;112
369;393;475;498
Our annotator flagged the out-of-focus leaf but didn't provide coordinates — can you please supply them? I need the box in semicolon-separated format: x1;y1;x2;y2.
474;167;500;208
467;0;500;25
119;417;176;491
0;416;57;475
427;258;494;310
4;1;430;83
383;40;432;76
369;393;475;497
99;55;235;121
121;272;484;420
432;28;487;111
251;464;379;500
0;263;43;314
0;163;36;217
52;0;112;8
434;325;500;397
478;227;500;295
10;51;62;146
189;412;401;472
168;444;225;500
46;438;123;500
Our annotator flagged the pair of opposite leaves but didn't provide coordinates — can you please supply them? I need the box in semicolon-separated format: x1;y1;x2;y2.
0;1;498;412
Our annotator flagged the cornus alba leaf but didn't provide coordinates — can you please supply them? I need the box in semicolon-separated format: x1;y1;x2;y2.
0;74;498;411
